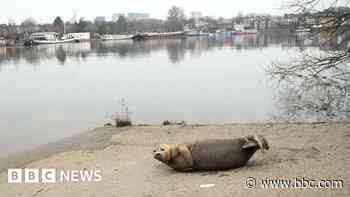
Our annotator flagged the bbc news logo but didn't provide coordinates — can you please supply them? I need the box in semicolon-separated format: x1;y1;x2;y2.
8;168;102;183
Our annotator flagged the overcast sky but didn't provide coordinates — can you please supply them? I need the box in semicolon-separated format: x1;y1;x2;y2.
0;0;287;24
0;0;338;24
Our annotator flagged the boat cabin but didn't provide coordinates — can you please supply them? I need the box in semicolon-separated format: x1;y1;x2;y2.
30;32;59;41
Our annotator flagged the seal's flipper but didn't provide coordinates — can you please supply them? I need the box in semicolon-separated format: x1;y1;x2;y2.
259;135;269;151
243;135;269;152
253;135;264;151
242;141;257;149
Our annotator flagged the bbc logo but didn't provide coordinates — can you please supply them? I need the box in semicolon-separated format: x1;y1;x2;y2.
8;169;56;183
8;168;102;183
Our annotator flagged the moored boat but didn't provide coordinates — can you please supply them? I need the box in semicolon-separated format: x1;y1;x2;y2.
159;31;184;37
185;30;199;36
33;38;76;44
29;32;76;45
132;31;185;40
101;34;134;41
231;29;258;35
185;30;209;36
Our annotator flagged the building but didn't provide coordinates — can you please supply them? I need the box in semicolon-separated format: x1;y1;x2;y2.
281;14;299;26
304;16;317;26
191;12;202;20
67;32;90;41
112;13;125;22
127;13;150;21
217;18;233;30
94;16;106;23
194;20;209;29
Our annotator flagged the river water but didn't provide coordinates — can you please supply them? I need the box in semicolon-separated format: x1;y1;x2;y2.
0;33;337;157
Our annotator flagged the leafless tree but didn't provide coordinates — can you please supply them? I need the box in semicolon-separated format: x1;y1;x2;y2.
166;6;186;32
21;17;37;35
268;0;350;121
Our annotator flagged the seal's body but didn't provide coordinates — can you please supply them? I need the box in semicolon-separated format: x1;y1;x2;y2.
191;138;258;170
153;135;269;171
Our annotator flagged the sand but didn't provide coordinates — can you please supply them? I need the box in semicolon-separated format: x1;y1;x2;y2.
0;123;349;197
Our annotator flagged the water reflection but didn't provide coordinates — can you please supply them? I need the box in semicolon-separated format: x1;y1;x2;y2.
272;82;350;122
268;48;350;122
1;31;347;157
1;33;345;124
0;32;321;67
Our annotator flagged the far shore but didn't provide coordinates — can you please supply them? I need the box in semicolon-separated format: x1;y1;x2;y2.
1;122;349;197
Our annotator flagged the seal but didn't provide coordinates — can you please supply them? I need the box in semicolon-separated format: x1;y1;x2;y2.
153;135;269;171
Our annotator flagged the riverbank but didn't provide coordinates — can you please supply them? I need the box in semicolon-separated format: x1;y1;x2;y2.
0;123;349;196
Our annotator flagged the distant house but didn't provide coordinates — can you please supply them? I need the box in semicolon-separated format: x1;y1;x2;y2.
67;32;90;41
280;14;299;26
127;13;150;21
217;18;233;30
195;20;209;29
95;16;106;23
304;16;317;26
191;12;203;20
112;13;125;22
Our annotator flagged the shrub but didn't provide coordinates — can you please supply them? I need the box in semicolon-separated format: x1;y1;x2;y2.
112;98;132;128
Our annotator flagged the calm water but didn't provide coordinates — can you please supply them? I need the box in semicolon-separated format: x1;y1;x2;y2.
0;33;324;157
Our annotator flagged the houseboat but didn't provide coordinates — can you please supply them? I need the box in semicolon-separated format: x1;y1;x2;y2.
67;32;91;42
185;30;209;36
101;34;134;41
159;31;184;37
132;31;185;40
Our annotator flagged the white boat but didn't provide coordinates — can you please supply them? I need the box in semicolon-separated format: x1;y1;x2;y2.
295;28;311;33
33;38;76;44
185;30;198;36
67;32;91;41
30;32;76;44
198;31;209;36
159;31;184;37
185;30;209;36
209;30;230;37
101;34;134;41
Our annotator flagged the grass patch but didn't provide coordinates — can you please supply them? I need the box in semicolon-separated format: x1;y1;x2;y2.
162;120;186;126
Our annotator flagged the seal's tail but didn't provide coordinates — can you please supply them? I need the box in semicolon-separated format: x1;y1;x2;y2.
243;135;269;152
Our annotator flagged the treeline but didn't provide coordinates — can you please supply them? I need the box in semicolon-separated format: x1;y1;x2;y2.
0;6;191;39
68;6;187;34
73;17;166;34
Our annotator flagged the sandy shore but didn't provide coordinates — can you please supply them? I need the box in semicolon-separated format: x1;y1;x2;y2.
0;123;349;196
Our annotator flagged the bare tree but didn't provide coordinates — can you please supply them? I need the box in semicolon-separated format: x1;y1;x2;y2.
268;0;350;121
53;16;64;33
166;6;186;32
21;17;37;35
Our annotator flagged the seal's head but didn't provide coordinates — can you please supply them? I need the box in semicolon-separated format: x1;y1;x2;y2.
153;144;172;163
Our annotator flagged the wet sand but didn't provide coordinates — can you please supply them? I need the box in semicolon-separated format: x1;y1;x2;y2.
0;123;349;196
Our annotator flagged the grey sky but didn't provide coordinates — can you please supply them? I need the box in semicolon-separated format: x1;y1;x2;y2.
1;0;285;24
